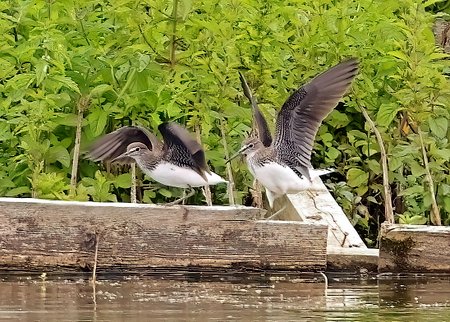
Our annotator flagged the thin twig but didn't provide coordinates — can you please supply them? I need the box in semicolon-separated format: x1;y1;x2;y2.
219;118;236;205
195;124;212;206
131;163;137;203
358;104;395;224
70;96;89;197
92;231;99;285
418;130;441;225
170;0;179;67
130;119;137;203
252;179;263;209
137;24;170;64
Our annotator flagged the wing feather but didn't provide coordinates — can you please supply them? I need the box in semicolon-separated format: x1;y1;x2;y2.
87;126;161;163
158;122;209;180
274;58;359;171
239;71;272;147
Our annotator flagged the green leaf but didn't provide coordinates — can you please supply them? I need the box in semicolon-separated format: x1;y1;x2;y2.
429;52;449;60
51;75;80;93
326;147;340;161
5;186;31;197
90;84;114;98
138;54;150;72
88;109;108;136
46;145;71;167
320;132;333;143
159;188;172;198
54;113;80;127
429;117;448;139
180;0;193;20
326;110;350;128
115;173;132;189
376;103;401;127
398;185;424;196
35;60;48;86
346;168;369;187
388;51;409;62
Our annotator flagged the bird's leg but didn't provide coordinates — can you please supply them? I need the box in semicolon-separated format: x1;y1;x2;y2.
202;185;213;206
166;186;195;206
266;205;286;220
182;188;186;205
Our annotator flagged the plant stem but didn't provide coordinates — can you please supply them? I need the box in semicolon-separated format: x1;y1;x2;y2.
195;124;212;206
70;96;89;197
252;179;263;208
358;104;395;224
418;130;441;225
219;118;236;205
92;231;99;285
130;120;137;203
170;0;179;67
131;163;137;203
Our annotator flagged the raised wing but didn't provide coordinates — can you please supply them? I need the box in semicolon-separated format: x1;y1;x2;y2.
239;71;272;147
158;122;210;180
87;126;161;163
274;58;359;174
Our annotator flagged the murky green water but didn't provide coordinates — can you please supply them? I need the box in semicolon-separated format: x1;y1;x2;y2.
0;273;449;321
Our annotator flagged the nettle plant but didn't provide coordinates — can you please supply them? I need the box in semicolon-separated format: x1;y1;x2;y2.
0;0;449;241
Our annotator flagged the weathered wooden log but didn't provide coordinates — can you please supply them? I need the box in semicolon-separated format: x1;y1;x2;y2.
379;223;450;273
273;178;366;249
327;247;378;272
0;198;328;272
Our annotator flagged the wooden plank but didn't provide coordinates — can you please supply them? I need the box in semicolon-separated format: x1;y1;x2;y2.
327;247;378;272
0;198;327;272
283;178;366;248
379;223;450;273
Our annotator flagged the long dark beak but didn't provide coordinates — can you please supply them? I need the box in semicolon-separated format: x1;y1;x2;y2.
225;146;247;164
111;151;129;163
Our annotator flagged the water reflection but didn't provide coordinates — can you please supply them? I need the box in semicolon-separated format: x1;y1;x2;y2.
0;273;449;321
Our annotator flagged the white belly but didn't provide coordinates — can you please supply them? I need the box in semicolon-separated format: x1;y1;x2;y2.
141;162;227;188
250;161;311;195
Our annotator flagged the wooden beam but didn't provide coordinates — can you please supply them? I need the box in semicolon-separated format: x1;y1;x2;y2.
0;198;328;272
327;247;378;272
379;223;450;273
284;178;366;249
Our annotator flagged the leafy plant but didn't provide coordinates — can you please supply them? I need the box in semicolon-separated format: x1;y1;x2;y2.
1;0;449;244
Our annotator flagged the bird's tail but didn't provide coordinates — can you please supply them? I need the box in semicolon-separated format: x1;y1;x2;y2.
205;172;228;185
311;167;336;178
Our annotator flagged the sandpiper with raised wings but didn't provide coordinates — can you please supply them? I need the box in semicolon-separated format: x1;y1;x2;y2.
229;59;359;211
88;122;227;204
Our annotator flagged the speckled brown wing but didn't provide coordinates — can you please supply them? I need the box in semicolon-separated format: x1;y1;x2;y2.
158;122;209;180
239;71;273;147
87;126;161;164
274;59;359;178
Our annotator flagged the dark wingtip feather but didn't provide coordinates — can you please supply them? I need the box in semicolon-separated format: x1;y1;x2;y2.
87;126;159;163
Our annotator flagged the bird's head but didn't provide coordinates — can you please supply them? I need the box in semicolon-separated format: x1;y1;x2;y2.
227;137;263;163
112;142;149;162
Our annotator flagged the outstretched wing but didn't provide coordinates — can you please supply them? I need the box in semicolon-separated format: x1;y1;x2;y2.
87;126;161;163
274;58;359;175
158;122;209;180
239;71;272;147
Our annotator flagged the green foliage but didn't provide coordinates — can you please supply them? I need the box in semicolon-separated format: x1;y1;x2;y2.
1;0;450;240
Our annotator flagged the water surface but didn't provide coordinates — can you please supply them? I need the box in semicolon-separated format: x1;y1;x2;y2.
0;273;449;321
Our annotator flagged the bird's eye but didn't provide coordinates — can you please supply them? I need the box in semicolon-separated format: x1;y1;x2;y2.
248;143;254;148
135;147;140;152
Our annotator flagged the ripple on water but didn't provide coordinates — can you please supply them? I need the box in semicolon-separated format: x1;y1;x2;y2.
0;274;449;321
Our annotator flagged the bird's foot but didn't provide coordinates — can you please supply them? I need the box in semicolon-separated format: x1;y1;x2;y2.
165;188;195;206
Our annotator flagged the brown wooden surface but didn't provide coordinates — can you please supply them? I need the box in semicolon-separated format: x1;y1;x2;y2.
0;198;327;272
326;247;378;272
284;179;366;249
379;223;450;273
